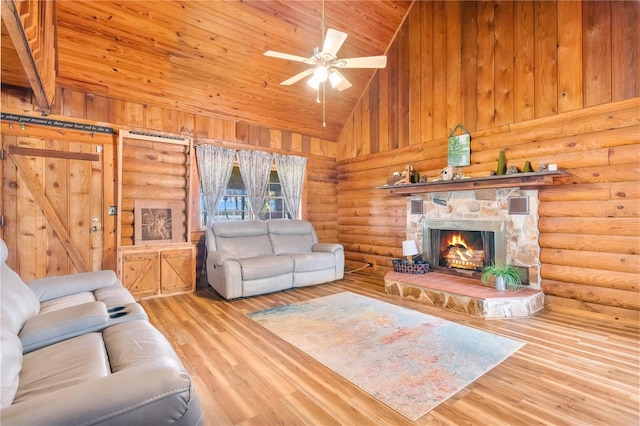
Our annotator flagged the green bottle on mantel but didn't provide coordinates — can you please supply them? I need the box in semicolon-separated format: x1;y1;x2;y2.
497;151;507;175
523;161;533;173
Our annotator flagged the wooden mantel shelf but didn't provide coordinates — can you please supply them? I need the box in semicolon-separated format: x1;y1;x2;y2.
378;171;568;195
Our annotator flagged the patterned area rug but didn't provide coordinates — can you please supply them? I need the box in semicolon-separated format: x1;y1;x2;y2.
247;292;525;420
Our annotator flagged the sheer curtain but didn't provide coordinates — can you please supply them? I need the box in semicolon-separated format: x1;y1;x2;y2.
195;145;236;227
274;154;307;219
237;150;273;219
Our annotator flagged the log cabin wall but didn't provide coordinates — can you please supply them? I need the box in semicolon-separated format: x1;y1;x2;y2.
1;85;338;280
336;0;639;321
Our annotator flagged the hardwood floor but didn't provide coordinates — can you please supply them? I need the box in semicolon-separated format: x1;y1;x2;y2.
140;273;640;425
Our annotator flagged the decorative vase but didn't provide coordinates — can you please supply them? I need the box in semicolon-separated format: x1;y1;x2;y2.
495;276;506;291
497;151;507;175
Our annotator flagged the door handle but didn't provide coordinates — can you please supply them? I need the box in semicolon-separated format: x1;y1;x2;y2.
92;217;100;232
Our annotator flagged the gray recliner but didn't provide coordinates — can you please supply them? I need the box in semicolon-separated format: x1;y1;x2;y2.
0;239;203;425
205;219;344;299
0;239;146;353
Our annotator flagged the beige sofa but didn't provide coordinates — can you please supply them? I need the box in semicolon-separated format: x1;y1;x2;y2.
205;219;344;299
0;239;203;425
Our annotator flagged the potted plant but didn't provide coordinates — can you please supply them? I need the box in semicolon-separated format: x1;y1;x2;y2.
481;262;526;291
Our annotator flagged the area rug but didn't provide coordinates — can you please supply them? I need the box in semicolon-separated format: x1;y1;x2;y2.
246;291;525;421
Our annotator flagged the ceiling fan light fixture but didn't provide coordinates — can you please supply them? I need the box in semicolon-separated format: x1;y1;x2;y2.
328;69;343;88
307;65;329;90
307;75;320;90
313;66;329;83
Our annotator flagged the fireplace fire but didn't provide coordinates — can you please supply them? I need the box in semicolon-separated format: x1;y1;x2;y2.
441;232;484;270
423;219;506;279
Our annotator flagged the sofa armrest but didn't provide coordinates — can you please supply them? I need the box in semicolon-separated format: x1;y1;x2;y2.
19;302;109;353
205;255;243;300
313;243;343;254
205;227;217;252
0;359;202;426
313;243;344;280
27;270;121;302
208;250;239;266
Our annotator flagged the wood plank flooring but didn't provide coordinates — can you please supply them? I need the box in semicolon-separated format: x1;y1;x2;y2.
140;273;640;425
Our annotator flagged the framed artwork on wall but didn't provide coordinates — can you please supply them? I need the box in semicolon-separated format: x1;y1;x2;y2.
134;200;183;245
447;123;471;167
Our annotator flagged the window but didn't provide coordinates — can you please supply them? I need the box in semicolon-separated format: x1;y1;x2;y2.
201;166;290;224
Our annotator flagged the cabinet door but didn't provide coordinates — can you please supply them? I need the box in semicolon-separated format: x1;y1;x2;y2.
161;247;194;294
121;251;160;299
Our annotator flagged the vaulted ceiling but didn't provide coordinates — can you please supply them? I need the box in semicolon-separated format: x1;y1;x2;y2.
1;1;414;141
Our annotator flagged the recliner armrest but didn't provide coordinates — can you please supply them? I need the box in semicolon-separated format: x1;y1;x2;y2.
27;270;122;302
208;250;239;266
312;243;343;254
0;359;202;426
19;302;109;353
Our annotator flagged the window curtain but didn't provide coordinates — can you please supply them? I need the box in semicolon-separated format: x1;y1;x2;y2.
195;145;236;227
274;154;307;219
237;150;273;219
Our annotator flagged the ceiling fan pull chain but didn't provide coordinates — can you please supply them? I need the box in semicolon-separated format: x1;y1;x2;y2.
322;83;326;127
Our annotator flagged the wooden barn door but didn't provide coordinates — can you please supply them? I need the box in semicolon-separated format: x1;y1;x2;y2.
1;134;104;280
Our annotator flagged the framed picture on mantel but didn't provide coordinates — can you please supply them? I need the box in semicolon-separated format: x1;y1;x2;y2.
134;200;183;245
448;123;471;167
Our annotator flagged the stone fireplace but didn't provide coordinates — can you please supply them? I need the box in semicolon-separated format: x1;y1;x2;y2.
407;188;541;289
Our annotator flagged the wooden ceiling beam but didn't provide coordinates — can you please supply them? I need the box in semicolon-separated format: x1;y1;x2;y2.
1;0;56;114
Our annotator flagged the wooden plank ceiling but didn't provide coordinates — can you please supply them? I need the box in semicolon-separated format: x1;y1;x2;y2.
1;0;413;141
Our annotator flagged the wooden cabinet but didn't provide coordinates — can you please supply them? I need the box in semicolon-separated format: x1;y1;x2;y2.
115;130;196;299
117;243;195;300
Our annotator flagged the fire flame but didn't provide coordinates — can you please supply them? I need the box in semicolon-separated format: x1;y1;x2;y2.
444;233;482;269
449;234;473;256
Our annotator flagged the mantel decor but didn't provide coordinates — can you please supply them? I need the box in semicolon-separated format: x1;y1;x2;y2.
447;123;471;167
378;170;568;196
134;200;183;245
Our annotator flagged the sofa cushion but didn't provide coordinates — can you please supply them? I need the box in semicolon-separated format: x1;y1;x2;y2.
93;286;136;308
38;286;135;314
267;219;317;254
13;332;110;404
1;239;40;334
212;220;268;238
239;256;294;280
102;320;180;372
287;252;336;272
39;292;96;313
242;274;293;297
0;266;40;335
0;328;23;408
26;270;122;302
213;220;274;258
19;302;110;354
293;268;338;288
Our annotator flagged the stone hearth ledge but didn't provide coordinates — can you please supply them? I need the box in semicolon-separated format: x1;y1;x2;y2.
384;271;544;319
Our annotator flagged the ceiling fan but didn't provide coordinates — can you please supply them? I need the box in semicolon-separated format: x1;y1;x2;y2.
263;0;387;128
264;28;387;92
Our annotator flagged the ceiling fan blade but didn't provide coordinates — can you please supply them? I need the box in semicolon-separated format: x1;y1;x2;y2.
264;50;314;64
322;29;348;57
280;68;315;85
331;70;352;91
336;55;387;69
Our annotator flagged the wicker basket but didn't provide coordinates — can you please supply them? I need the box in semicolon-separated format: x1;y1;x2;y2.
392;259;430;274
